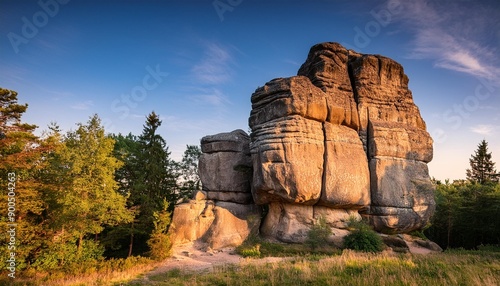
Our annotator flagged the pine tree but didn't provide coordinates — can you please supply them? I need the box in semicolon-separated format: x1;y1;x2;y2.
0;88;45;270
135;111;178;216
466;140;499;184
111;112;178;256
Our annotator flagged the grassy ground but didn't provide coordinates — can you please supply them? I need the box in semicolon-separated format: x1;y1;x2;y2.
3;245;499;285
129;248;500;286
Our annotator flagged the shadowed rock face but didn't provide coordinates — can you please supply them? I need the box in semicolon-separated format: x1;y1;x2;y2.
250;42;435;239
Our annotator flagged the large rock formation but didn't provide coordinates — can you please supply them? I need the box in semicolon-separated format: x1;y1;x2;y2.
170;42;435;248
168;130;261;249
250;42;434;240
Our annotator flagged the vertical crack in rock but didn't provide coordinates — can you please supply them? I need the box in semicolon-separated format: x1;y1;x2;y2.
377;56;383;84
321;122;328;205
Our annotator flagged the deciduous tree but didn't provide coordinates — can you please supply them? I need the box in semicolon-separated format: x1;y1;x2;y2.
51;115;133;257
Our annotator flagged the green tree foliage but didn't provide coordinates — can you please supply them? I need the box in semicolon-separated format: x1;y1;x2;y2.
104;112;179;257
466;140;499;184
426;180;500;249
0;90;183;273
0;88;36;134
305;216;332;250
427;142;500;249
176;145;202;200
147;199;172;260
101;133;142;258
343;219;384;253
135;112;178;216
0;88;45;270
46;115;133;258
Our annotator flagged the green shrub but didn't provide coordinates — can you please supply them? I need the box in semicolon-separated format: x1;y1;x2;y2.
147;233;172;260
240;244;261;258
306;216;332;251
343;219;384;253
32;239;104;270
147;199;172;260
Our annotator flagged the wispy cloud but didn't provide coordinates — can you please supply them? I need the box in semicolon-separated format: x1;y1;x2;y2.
470;124;496;136
393;0;500;83
192;42;234;84
71;100;93;110
189;88;231;107
283;59;301;66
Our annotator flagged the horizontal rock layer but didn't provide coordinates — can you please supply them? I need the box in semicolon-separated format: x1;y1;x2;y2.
250;42;435;237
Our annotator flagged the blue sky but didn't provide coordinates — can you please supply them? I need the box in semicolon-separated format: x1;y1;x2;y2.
1;0;499;180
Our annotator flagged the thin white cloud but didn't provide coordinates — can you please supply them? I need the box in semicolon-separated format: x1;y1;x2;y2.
470;125;495;136
283;59;301;66
71;100;93;110
393;0;500;83
190;88;231;107
192;42;234;84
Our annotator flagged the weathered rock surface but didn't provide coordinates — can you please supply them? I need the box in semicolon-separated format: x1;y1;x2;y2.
168;129;261;250
320;122;370;208
250;42;434;239
168;200;215;245
260;202;360;243
198;129;252;195
170;42;435;249
204;202;261;249
298;42;360;129
251;115;325;205
168;199;261;249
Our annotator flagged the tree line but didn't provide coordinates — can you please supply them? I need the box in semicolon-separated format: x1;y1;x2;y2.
1;86;499;274
0;88;201;272
425;140;500;249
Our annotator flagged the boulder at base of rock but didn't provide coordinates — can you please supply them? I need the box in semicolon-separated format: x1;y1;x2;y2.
260;202;358;243
204;202;262;249
169;200;262;250
168;200;215;245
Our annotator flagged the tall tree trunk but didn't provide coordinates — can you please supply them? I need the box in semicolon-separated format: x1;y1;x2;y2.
128;233;134;257
128;221;134;257
447;216;452;248
77;234;83;258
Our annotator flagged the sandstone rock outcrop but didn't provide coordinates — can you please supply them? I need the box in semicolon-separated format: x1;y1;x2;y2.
170;42;435;249
250;42;434;239
199;129;253;204
168;130;261;249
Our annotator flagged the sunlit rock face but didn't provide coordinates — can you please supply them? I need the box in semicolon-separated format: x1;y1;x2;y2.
170;42;435;248
169;130;261;250
250;42;434;239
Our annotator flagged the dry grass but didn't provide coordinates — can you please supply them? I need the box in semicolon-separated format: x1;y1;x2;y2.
0;257;161;286
3;248;499;285
131;249;500;286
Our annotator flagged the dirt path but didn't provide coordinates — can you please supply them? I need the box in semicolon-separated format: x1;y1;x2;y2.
148;241;242;275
